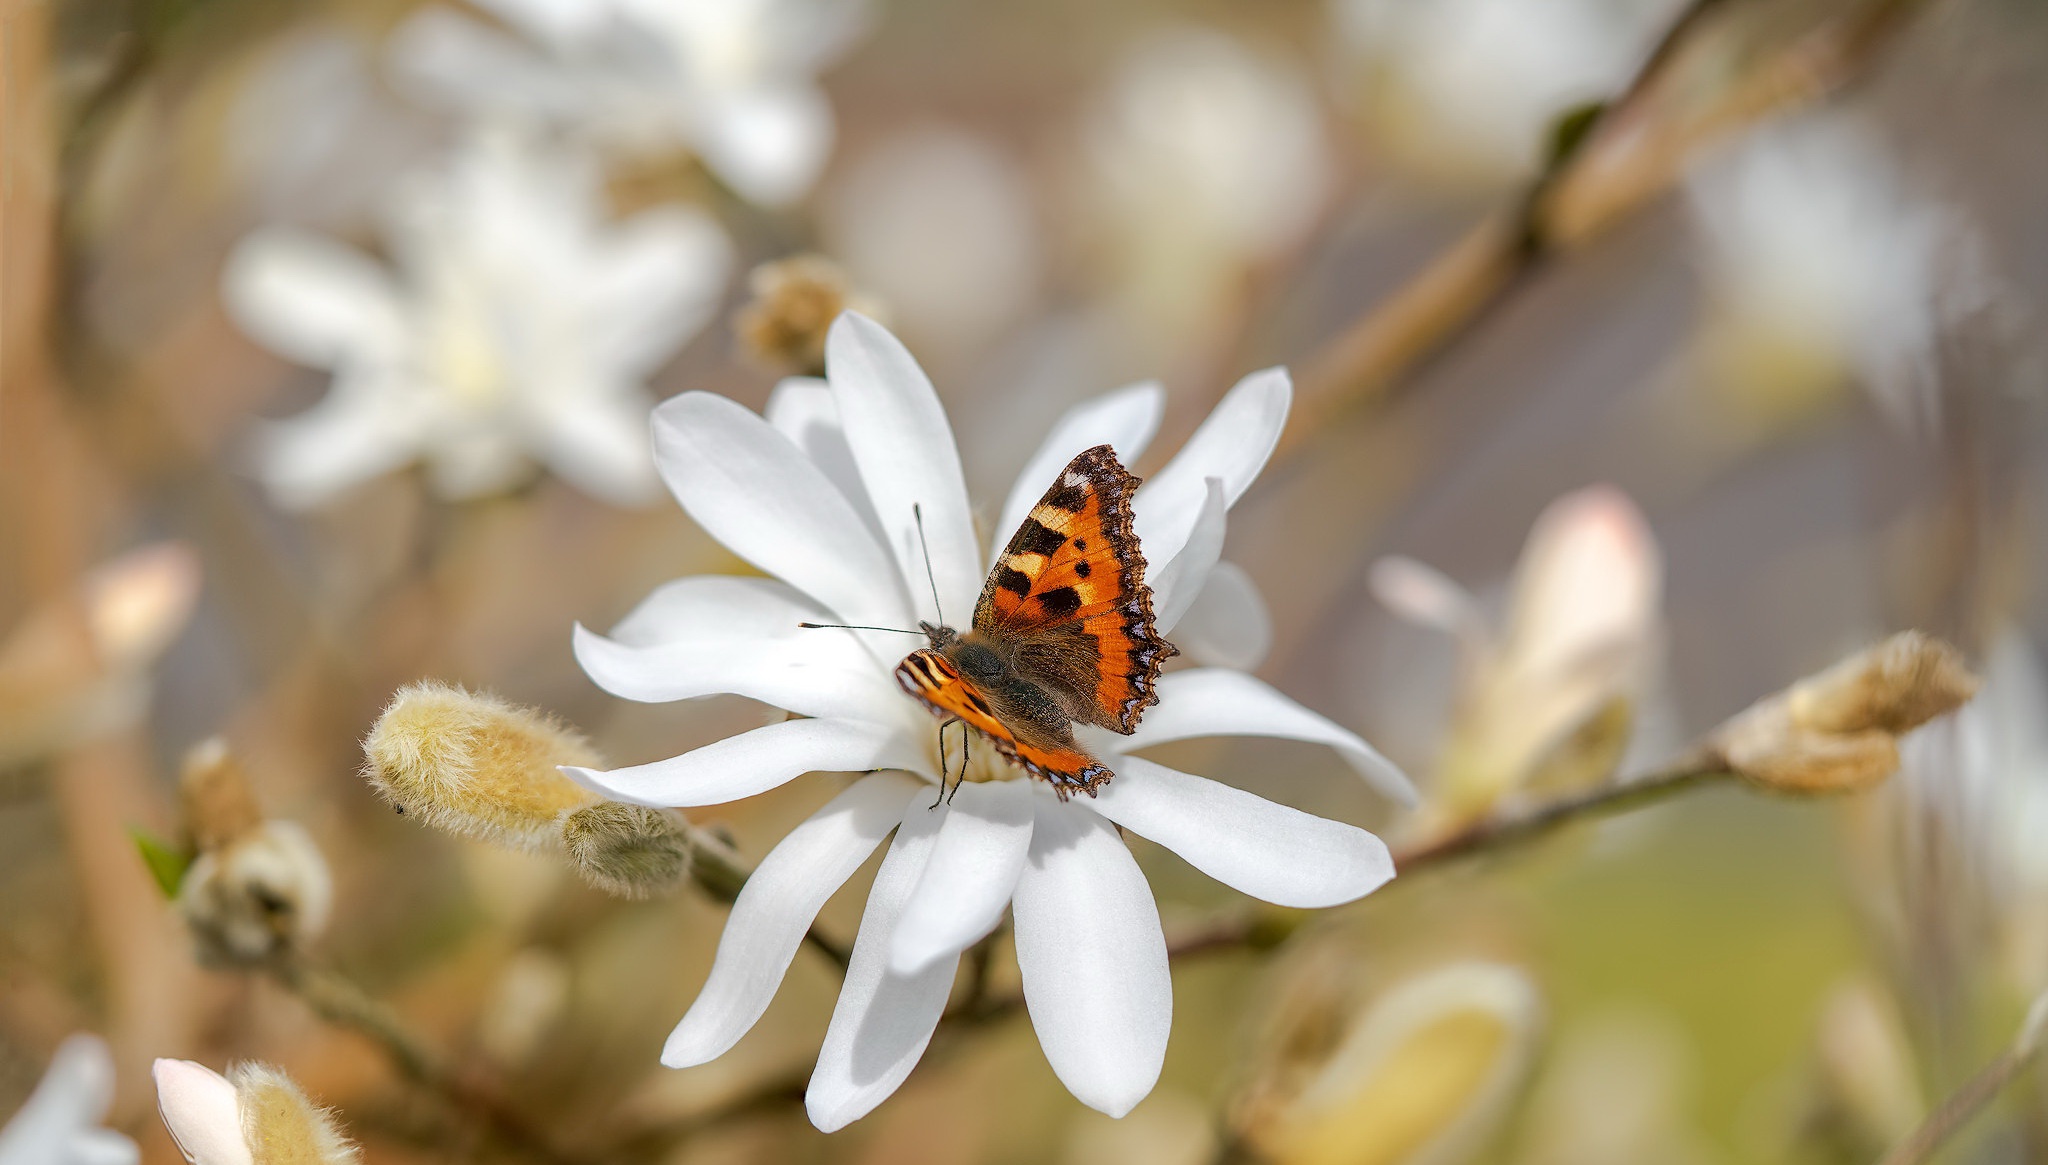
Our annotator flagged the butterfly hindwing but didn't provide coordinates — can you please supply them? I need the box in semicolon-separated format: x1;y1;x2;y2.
972;445;1176;734
895;648;1112;795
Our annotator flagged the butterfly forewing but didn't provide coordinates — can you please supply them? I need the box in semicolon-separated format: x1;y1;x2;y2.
971;445;1177;733
896;648;1112;794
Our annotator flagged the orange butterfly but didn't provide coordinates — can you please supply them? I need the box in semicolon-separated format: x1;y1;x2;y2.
892;445;1178;800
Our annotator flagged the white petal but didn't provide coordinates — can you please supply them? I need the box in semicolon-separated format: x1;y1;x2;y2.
991;381;1164;565
70;1132;140;1165
1127;669;1417;805
1012;797;1169;1118
608;575;825;646
663;773;919;1067
222;229;404;368
805;797;958;1132
888;779;1034;973
151;1060;250;1165
562;717;928;808
472;0;610;46
255;376;423;509
527;389;661;506
826;313;981;624
1132;366;1289;565
696;85;835;208
764;377;886;537
1368;555;1490;649
0;1036;131;1165
1504;485;1661;680
585;206;732;376
1092;756;1394;907
652;391;910;626
386;8;581;122
1170;561;1272;670
573;623;903;722
1148;478;1224;633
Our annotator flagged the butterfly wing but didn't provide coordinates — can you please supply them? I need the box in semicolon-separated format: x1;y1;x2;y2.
896;649;1112;797
972;444;1176;734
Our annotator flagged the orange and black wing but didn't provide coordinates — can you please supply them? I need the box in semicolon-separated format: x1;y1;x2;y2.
972;445;1176;734
895;649;1112;798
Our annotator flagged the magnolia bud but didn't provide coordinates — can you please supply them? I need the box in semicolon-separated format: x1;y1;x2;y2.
362;682;602;850
154;1059;358;1165
560;802;693;898
734;256;882;375
177;821;333;968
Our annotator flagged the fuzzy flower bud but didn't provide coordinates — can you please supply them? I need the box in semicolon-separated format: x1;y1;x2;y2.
175;740;331;968
154;1059;358;1165
559;801;693;898
362;682;602;850
1713;632;1979;794
1235;959;1543;1165
734;256;881;376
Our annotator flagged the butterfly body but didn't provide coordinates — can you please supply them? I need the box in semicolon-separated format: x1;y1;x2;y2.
893;445;1177;799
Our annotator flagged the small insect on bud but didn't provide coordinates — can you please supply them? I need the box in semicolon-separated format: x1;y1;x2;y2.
155;1058;359;1165
175;740;332;968
1713;632;1979;795
560;801;694;899
734;255;882;376
1235;960;1542;1165
362;682;603;851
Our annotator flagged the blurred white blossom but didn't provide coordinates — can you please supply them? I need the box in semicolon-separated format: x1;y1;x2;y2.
1686;114;1985;435
1373;486;1662;826
0;1035;136;1165
389;0;865;206
566;313;1413;1129
224;125;731;507
1334;0;1679;182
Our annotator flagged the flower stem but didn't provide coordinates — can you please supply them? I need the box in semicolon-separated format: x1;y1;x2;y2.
268;957;593;1165
1873;995;2048;1165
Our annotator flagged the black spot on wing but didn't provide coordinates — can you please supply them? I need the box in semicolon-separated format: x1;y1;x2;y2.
994;566;1032;596
1012;518;1066;558
1037;586;1081;618
1073;560;1091;578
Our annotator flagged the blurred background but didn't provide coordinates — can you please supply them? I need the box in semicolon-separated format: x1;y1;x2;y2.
4;0;2048;1160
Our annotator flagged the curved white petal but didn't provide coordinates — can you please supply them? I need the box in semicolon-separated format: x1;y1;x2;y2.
150;1060;249;1165
1170;561;1272;671
1012;796;1169;1118
585;205;733;376
1132;366;1289;565
1127;669;1417;805
0;1036;133;1165
1149;477;1224;634
663;772;918;1067
386;8;582;122
805;797;958;1132
888;779;1034;973
1092;756;1394;907
562;717;928;807
764;377;886;537
527;388;661;506
826;313;981;626
222;229;404;368
651;391;909;626
992;381;1165;565
255;375;423;509
573;623;902;722
608;575;825;646
696;85;836;208
1368;555;1489;649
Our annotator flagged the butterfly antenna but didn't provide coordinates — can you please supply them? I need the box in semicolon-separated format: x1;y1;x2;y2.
912;503;945;626
796;622;922;634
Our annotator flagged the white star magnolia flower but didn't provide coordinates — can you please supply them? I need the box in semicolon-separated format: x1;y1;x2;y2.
565;313;1416;1130
388;0;864;207
0;1035;137;1165
223;126;731;508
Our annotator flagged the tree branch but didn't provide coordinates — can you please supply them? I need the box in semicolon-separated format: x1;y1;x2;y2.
1874;995;2048;1165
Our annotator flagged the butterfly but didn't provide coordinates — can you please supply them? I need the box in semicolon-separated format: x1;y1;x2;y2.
893;445;1178;800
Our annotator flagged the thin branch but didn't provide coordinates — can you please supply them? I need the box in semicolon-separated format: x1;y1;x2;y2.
1286;0;1934;456
1875;996;2048;1165
268;958;593;1165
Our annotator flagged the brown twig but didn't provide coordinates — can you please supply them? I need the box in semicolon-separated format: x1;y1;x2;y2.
1874;995;2048;1165
1286;0;1934;456
268;958;593;1165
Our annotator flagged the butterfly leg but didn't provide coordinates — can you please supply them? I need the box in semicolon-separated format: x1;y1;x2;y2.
947;731;969;805
929;720;952;810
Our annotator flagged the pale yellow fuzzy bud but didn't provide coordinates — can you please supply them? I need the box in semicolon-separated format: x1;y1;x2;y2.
1714;632;1979;794
560;802;694;898
362;682;602;850
734;256;882;376
232;1063;359;1165
178;821;333;967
